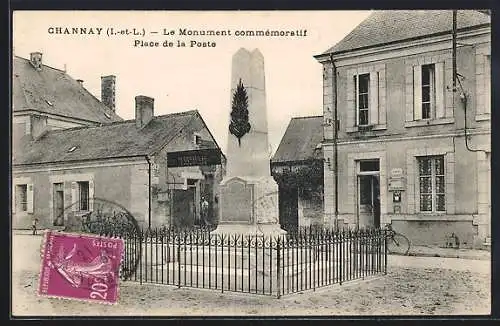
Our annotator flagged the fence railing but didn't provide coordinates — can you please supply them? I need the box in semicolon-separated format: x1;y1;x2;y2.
114;226;387;298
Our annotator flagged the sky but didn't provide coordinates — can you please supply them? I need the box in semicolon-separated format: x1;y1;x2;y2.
13;10;372;155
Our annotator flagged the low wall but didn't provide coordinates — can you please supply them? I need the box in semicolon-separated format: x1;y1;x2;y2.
391;220;477;248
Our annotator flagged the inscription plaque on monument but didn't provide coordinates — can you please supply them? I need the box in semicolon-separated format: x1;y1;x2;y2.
220;179;253;223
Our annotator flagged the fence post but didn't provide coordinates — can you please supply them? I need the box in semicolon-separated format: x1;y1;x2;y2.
221;234;225;293
276;236;281;299
339;230;343;285
139;229;143;285
312;230;316;292
177;231;181;288
384;229;388;275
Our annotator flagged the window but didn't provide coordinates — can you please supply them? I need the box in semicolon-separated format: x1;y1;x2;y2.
347;65;386;131
15;184;28;212
359;160;380;172
418;156;445;212
355;73;370;126
193;133;202;146
421;64;435;119
412;62;445;121
78;181;89;211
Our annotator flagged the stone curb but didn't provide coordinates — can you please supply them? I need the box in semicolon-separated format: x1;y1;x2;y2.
390;252;490;261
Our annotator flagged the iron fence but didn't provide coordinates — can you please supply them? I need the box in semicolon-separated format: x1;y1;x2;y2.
114;226;387;298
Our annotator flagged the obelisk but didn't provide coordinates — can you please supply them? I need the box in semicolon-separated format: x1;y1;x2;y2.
212;48;285;236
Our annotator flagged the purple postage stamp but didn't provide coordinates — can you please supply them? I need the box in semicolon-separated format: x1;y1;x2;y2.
38;230;124;304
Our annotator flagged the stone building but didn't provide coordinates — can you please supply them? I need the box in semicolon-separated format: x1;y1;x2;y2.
313;10;490;248
12;52;225;230
12;97;225;230
12;52;122;151
271;116;324;231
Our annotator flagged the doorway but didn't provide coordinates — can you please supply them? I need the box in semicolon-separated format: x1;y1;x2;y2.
172;179;197;228
356;160;380;228
279;185;298;232
53;183;64;226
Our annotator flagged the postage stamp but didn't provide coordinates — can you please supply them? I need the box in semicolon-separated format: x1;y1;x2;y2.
38;230;124;304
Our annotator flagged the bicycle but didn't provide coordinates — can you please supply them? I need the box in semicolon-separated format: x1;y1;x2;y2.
384;224;411;255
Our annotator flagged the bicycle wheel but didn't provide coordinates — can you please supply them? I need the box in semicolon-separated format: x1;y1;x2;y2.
387;233;410;255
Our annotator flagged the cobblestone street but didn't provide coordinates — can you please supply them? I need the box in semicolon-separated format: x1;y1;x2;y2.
11;233;490;316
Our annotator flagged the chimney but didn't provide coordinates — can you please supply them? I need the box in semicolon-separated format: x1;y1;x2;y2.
30;115;50;140
30;52;43;70
101;75;116;111
135;95;154;129
76;79;84;87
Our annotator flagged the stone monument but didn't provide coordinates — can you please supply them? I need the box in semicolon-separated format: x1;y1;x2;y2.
212;48;286;236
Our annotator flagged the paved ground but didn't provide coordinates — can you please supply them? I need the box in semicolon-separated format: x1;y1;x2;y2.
11;233;490;317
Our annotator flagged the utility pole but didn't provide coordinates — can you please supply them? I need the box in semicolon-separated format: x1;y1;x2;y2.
329;54;339;230
452;10;457;92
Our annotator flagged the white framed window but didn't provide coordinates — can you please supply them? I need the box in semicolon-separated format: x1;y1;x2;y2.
78;181;89;211
13;183;33;214
71;179;94;212
405;54;452;127
354;73;371;126
15;184;28;212
418;156;445;212
346;65;386;132
413;63;445;120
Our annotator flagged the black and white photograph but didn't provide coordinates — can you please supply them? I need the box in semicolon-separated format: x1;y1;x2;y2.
10;9;491;316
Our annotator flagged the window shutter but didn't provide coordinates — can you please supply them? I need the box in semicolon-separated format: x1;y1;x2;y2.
413;65;422;120
71;182;78;211
369;71;379;125
12;185;16;214
27;184;34;214
346;72;355;127
89;180;94;211
485;56;491;114
354;75;358;123
435;62;445;118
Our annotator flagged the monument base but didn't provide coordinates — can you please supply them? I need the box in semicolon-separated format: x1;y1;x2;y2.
212;175;286;236
211;223;286;236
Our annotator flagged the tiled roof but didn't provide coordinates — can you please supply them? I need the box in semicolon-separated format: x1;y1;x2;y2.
271;116;323;164
321;10;490;55
13;110;219;165
12;56;122;123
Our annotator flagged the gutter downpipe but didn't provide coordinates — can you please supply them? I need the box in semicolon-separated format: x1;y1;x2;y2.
329;53;339;231
145;155;152;230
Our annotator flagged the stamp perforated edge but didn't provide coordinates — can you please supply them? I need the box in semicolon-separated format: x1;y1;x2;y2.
36;230;125;305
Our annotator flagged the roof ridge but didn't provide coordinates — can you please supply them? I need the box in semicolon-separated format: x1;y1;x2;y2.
42;109;200;134
14;56;122;122
291;115;323;120
319;10;490;56
14;55;67;73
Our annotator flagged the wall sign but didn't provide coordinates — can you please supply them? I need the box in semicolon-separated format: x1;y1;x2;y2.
388;167;405;191
167;148;222;167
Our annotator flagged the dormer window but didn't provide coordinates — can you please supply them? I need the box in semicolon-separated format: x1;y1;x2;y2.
68;146;78;153
193;133;202;146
